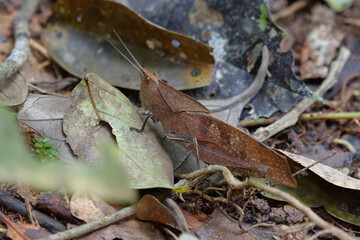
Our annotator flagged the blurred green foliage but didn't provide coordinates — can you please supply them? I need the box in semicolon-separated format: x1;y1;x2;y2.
0;106;137;203
324;0;353;12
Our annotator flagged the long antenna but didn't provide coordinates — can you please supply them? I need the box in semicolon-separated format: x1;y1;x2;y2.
113;29;143;70
106;38;144;77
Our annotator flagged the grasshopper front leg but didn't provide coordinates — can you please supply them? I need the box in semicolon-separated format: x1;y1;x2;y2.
130;111;152;133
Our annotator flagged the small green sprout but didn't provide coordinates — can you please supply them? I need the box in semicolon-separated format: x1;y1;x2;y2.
31;137;60;162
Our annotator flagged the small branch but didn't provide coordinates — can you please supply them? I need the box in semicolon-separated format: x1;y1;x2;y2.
332;139;356;153
38;204;137;240
239;111;360;127
342;18;360;28
239;117;278;127
27;82;67;97
200;46;269;126
29;39;50;59
176;165;249;190
0;210;31;240
300;111;360;120
253;47;351;142
239;111;360;128
249;179;355;240
0;0;41;87
283;222;315;238
271;0;309;21
307;229;332;240
292;152;336;177
177;165;356;240
0;190;66;232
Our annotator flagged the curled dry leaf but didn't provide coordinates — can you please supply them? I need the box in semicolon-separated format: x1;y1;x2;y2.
42;0;214;90
278;150;360;190
63;73;174;189
136;195;188;232
0;73;27;106
255;150;360;226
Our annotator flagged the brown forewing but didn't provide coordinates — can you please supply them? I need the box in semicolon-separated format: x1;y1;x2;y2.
180;112;296;187
140;72;297;188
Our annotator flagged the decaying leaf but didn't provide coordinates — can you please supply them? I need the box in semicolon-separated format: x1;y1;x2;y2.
6;222;51;240
35;192;81;224
180;209;209;230
136;195;188;232
70;194;167;240
42;0;214;90
122;0;314;120
63;73;174;189
0;73;27;106
279;150;360;190
17;94;75;160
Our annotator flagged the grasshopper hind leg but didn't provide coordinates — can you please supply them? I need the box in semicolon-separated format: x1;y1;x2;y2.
165;134;201;170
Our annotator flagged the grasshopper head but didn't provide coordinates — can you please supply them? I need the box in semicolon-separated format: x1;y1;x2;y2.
141;68;159;85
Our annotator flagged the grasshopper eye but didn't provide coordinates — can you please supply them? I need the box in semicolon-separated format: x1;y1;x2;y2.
191;68;201;77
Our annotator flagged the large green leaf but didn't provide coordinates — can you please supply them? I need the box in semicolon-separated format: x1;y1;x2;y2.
63;73;174;189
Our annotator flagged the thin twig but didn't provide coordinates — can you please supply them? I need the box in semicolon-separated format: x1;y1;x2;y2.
239;111;360;128
239;117;278;127
0;0;40;87
37;204;137;240
177;165;357;240
29;38;50;59
332;139;356;153
282;222;315;239
27;83;67;98
0;190;66;232
253;47;351;142
342;18;360;28
300;111;360;121
243;222;275;232
306;229;331;240
0;210;30;240
271;0;309;21
292;152;337;177
340;73;360;107
200;45;269;126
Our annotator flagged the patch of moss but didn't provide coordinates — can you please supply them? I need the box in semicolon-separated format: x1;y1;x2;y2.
32;137;60;162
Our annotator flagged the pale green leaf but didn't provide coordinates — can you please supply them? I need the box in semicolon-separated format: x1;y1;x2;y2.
63;73;174;189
